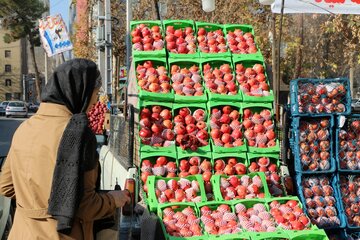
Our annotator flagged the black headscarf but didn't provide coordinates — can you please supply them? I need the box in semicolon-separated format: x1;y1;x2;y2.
42;58;101;234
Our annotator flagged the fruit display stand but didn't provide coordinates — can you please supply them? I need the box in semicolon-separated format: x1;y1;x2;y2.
157;202;207;240
335;114;360;173
289;78;351;116
232;56;274;103
138;100;176;153
241;103;280;154
224;24;264;60
134;58;175;102
139;151;178;205
211;172;271;201
162;20;200;59
337;174;360;230
295;173;346;230
201;58;242;102
130;20;166;58
146;174;206;212
292;116;335;174
173;103;211;154
195;22;231;59
168;58;208;103
207;101;247;153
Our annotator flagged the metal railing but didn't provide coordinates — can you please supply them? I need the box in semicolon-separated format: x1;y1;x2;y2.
108;104;135;170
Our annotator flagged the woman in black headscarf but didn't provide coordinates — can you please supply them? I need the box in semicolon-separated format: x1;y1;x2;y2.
0;59;130;240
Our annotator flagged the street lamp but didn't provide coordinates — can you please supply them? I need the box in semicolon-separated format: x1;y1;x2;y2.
202;0;215;12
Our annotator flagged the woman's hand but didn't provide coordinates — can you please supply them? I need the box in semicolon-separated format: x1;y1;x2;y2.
108;190;131;208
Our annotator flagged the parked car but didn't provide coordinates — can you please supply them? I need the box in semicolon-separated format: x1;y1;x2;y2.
5;101;28;118
28;103;39;113
352;99;360;112
0;101;9;116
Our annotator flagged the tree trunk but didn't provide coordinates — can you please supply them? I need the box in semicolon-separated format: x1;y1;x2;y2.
293;14;304;79
28;32;42;103
349;50;356;98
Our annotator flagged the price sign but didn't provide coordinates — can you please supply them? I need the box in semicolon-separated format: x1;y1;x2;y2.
39;14;73;57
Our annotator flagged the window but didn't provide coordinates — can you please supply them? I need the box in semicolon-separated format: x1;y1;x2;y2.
4;50;11;58
5;79;11;87
5;65;11;72
8;101;24;107
5;93;11;101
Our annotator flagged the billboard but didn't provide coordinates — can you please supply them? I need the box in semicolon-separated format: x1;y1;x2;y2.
38;14;73;57
272;0;360;14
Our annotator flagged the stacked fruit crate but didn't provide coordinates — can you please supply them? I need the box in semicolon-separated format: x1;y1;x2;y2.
132;20;328;239
289;78;354;237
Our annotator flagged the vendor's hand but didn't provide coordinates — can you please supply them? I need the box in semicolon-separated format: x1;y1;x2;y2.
108;190;131;208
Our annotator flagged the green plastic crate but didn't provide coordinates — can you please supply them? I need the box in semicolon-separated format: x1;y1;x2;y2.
224;24;264;60
139;151;178;177
195;22;231;59
267;197;319;232
207;102;247;153
212;152;248;174
208;233;251;240
177;151;213;174
249;231;290;240
231;199;272;232
232;57;274;103
241;103;280;153
266;196;304;210
201;58;242;102
247;153;284;197
134;58;174;102
162;20;200;59
196;201;236;236
211;172;271;201
138;101;176;153
247;153;280;168
168;58;207;103
157;202;207;240
173;103;211;153
287;229;329;240
130;20;166;58
146;174;206;212
139;151;178;205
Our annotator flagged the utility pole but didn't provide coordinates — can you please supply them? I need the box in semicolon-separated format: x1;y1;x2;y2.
44;53;48;84
126;0;132;74
22;74;26;102
97;0;113;98
105;0;112;98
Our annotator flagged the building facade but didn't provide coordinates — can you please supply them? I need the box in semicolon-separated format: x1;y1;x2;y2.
0;25;27;102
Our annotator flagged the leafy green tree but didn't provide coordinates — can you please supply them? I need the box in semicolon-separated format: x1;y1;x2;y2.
0;0;47;102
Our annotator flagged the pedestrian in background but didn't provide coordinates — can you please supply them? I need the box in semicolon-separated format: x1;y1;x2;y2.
0;59;130;240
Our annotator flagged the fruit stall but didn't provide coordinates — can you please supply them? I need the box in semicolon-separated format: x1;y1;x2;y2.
125;19;358;239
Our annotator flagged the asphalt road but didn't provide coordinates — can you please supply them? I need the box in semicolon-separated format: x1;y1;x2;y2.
0;117;25;157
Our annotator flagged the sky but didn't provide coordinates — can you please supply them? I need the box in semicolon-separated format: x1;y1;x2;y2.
49;0;70;27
